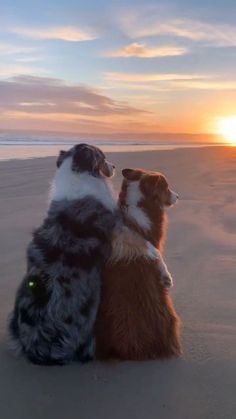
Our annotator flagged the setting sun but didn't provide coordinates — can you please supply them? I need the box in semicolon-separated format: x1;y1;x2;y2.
217;116;236;145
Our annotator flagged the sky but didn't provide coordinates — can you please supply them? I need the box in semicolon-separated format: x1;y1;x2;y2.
0;0;236;139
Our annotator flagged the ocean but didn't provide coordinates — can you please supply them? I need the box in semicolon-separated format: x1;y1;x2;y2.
0;132;222;161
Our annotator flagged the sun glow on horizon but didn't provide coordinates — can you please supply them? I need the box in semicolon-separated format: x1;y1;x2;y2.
217;116;236;145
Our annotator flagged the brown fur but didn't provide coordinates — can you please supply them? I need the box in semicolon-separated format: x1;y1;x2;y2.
96;168;182;360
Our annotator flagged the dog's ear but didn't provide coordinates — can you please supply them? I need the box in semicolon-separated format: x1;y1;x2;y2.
122;169;132;179
56;150;66;168
122;168;143;180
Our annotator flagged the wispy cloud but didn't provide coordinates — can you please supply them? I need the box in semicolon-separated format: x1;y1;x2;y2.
102;73;236;92
120;12;236;47
0;75;155;134
0;66;49;78
0;109;160;136
170;80;236;90
0;43;37;55
0;75;148;115
15;56;44;63
10;26;97;42
104;72;205;83
105;42;188;58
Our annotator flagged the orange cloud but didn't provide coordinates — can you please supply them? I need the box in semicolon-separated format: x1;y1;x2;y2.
1;75;235;137
0;109;159;136
11;26;96;42
105;42;188;58
104;72;205;83
102;75;236;93
169;80;236;90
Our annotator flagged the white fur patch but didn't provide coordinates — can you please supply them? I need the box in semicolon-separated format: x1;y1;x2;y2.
146;242;160;260
158;256;173;288
104;161;115;177
126;181;151;231
147;243;173;288
169;189;179;206
126;181;143;206
49;157;117;211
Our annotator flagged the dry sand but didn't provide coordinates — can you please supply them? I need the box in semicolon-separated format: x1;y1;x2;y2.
0;146;235;419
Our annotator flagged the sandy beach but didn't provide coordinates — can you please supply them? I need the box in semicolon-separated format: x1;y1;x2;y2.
0;146;236;419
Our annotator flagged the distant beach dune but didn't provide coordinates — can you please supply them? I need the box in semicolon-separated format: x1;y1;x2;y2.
0;146;235;419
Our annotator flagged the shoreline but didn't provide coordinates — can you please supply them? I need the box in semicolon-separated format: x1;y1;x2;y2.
0;143;230;162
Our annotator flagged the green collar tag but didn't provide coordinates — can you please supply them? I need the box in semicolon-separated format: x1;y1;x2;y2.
28;277;37;288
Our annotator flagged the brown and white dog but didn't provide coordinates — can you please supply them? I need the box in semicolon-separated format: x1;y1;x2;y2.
95;168;182;360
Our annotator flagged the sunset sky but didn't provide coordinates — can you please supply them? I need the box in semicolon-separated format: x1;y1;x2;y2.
1;0;236;139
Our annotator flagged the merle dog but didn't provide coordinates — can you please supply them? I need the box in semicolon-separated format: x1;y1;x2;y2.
9;144;117;365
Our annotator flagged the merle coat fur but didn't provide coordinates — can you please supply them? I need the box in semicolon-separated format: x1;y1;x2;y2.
9;144;117;365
